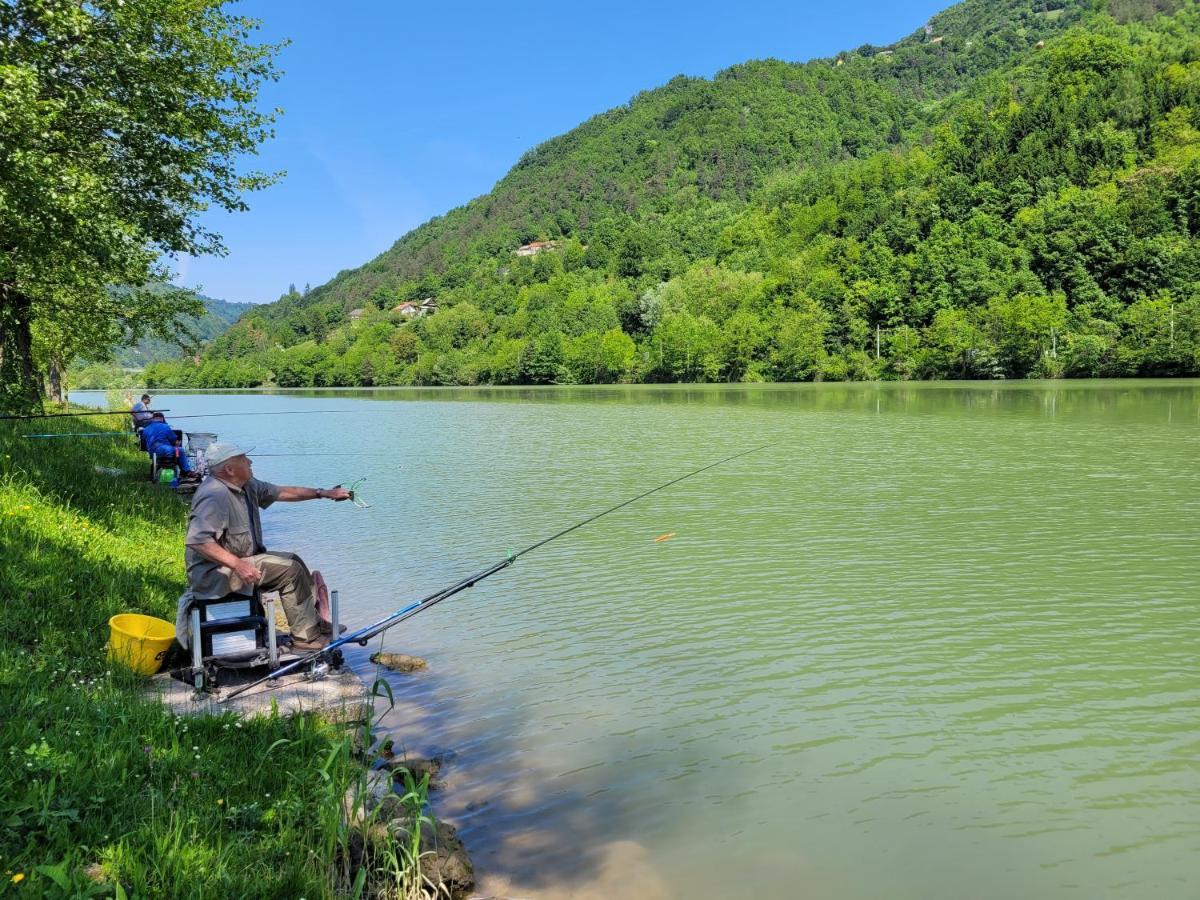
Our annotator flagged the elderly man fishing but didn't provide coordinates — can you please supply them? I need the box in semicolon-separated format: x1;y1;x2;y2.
184;441;350;651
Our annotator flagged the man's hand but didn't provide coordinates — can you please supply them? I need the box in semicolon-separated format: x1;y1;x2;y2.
233;559;263;585
323;486;352;502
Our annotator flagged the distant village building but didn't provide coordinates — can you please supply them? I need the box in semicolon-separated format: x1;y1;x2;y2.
514;240;559;257
348;308;365;321
393;298;437;318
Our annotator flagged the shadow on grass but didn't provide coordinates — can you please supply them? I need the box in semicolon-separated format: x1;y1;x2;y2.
0;415;186;534
0;653;354;897
0;492;185;661
0;418;368;897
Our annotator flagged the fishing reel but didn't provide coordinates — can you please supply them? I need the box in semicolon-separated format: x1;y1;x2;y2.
303;647;344;681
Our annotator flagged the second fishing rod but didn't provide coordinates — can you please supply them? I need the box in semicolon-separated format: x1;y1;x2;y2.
223;443;770;701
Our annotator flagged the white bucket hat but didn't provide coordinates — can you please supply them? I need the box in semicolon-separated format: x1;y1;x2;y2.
204;441;255;470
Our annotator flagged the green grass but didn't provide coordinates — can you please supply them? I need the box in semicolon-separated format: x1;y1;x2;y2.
0;412;430;898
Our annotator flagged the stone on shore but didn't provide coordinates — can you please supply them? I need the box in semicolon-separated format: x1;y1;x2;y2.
370;651;428;672
408;820;473;898
379;755;444;790
346;772;475;899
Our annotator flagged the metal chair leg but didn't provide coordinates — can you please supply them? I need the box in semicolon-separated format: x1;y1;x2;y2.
190;607;203;690
265;596;278;670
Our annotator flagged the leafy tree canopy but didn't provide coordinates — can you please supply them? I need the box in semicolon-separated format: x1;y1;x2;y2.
0;0;282;410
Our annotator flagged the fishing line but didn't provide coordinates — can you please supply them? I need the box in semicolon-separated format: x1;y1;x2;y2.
0;409;169;421
249;453;377;458
222;443;771;701
15;436;372;453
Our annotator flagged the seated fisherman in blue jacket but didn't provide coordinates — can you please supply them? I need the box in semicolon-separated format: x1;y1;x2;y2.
141;412;193;474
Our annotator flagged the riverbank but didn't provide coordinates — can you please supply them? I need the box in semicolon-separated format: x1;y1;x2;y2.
0;413;408;895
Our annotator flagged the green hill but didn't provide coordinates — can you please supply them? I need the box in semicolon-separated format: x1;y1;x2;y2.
72;291;253;388
148;0;1200;387
112;294;254;367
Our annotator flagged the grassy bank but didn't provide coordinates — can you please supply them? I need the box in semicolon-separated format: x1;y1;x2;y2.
0;413;364;897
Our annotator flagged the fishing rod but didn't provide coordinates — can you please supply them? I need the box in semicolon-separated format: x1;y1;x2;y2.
22;432;134;440
157;410;354;420
222;444;770;701
17;437;371;453
3;408;353;422
0;409;169;421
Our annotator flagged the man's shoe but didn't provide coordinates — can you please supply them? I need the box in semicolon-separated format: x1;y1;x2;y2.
318;621;348;636
291;636;330;652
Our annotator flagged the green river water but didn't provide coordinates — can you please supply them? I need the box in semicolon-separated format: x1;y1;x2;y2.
78;381;1199;899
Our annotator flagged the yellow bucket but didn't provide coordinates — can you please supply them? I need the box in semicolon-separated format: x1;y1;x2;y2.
108;613;175;675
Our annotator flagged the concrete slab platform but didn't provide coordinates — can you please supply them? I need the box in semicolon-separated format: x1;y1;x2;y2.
148;663;369;721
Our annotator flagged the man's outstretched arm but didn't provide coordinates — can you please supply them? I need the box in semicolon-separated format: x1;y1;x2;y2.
275;485;352;502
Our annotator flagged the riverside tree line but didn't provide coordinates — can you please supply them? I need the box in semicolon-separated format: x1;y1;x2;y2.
0;0;280;413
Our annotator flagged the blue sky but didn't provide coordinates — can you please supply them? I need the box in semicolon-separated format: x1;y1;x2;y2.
178;0;948;305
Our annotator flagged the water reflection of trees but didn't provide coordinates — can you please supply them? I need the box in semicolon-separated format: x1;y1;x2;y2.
269;381;1200;426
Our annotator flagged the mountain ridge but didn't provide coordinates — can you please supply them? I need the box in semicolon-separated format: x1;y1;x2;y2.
263;0;1097;318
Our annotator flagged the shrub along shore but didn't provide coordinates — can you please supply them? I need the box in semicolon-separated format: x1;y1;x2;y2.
0;413;375;896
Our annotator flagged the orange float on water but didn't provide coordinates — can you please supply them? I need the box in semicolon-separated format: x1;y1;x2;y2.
654;531;676;543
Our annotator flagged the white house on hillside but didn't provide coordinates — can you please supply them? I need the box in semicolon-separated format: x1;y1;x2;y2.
393;298;438;318
514;240;559;257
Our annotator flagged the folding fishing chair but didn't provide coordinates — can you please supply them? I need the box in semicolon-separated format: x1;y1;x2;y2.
185;588;281;691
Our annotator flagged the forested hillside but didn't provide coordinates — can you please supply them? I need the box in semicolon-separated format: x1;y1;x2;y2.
113;296;252;367
148;0;1200;387
71;292;252;388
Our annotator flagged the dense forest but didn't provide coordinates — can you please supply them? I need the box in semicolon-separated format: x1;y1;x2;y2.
112;296;252;366
146;0;1200;388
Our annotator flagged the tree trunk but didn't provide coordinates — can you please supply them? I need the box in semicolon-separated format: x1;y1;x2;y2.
0;285;43;414
47;354;64;404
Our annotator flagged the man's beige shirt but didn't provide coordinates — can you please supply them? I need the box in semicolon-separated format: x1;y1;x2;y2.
185;475;281;599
